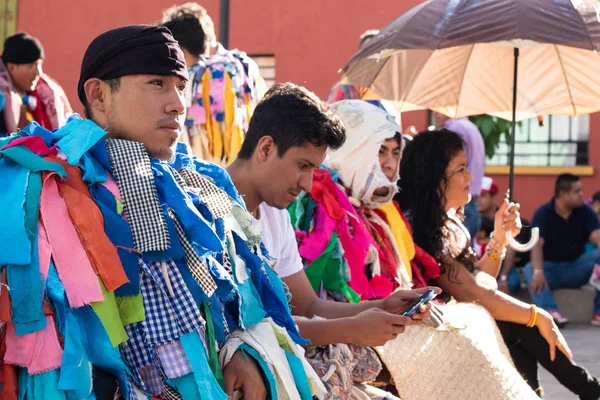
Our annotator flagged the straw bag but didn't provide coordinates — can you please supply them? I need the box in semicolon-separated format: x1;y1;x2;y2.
376;303;539;400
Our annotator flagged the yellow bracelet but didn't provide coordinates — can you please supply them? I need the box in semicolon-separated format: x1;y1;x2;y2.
527;305;538;328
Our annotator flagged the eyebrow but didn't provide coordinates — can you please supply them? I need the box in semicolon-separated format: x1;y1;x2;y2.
301;159;317;168
380;144;401;152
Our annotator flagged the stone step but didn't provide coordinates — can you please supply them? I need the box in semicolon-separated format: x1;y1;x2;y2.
514;285;597;323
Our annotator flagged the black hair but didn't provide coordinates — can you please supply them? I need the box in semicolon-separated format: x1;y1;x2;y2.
592;191;600;203
479;216;494;237
237;82;346;159
160;3;215;57
83;78;121;120
397;129;464;260
554;173;579;198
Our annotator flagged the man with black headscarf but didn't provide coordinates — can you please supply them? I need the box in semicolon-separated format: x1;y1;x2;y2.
0;25;325;400
0;32;72;135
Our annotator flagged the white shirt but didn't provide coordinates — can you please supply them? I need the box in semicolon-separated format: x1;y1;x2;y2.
253;203;304;279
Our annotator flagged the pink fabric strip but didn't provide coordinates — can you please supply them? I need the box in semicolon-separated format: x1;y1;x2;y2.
40;175;103;307
4;316;63;375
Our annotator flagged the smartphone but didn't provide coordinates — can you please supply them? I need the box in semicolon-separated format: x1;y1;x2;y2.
399;289;438;317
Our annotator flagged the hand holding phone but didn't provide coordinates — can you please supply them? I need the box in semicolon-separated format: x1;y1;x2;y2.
399;289;438;317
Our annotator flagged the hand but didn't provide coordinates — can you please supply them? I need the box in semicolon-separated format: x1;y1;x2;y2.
348;308;414;347
223;351;267;400
497;279;510;294
529;269;548;295
535;308;573;361
381;287;442;323
492;199;522;244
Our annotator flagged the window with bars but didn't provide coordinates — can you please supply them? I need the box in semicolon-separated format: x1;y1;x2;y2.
250;55;275;89
486;114;590;167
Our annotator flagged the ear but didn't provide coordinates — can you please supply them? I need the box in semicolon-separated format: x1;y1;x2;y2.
255;136;276;162
6;63;16;74
83;78;107;114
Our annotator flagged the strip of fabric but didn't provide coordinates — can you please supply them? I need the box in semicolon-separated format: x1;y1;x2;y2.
105;138;170;253
168;209;217;298
178;168;233;219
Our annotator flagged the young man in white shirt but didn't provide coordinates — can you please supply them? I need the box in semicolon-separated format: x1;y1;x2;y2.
227;83;436;349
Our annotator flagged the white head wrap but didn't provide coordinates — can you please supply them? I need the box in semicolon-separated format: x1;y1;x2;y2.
326;100;403;209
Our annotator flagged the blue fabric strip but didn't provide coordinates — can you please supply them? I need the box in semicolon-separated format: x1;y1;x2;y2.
179;331;228;400
18;368;65;400
56;119;107;166
284;350;313;400
0;159;31;265
232;233;308;345
8;171;45;335
90;185;139;297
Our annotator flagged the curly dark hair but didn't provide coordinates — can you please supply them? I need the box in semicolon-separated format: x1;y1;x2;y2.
398;129;464;260
237;82;346;159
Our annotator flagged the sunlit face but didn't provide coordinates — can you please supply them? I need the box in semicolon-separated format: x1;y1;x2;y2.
378;137;402;181
442;150;472;211
256;139;326;210
98;74;187;160
8;60;43;92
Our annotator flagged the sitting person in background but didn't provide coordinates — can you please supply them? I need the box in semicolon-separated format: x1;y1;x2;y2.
474;215;494;258
0;33;72;135
498;215;532;295
399;129;600;398
479;176;500;219
526;174;600;327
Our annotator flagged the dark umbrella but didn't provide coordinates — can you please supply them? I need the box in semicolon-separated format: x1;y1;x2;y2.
339;0;600;250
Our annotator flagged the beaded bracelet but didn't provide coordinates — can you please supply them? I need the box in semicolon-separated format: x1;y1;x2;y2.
486;237;507;260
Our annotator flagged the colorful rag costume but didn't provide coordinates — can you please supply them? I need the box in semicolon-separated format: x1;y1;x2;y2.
0;116;325;400
28;73;73;131
289;100;439;303
184;45;266;165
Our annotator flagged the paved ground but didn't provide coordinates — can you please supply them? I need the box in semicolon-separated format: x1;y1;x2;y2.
539;324;600;399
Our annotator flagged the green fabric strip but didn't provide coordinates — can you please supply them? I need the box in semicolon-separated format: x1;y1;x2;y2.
91;279;128;346
202;301;225;390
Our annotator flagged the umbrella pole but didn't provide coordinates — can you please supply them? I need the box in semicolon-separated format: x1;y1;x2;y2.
505;47;539;252
508;47;519;202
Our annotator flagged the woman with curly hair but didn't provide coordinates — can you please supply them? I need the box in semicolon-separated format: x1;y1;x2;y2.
398;129;600;398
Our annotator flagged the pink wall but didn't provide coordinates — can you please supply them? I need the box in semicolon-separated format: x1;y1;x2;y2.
16;0;598;219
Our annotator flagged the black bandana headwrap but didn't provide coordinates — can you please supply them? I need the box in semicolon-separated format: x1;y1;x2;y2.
77;24;188;104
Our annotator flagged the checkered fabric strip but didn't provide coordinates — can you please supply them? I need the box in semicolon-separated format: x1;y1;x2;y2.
120;323;156;372
160;385;183;400
170;168;187;188
139;258;204;345
138;364;164;395
156;340;193;379
105;138;170;253
222;247;233;276
178;168;233;219
168;209;217;297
